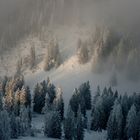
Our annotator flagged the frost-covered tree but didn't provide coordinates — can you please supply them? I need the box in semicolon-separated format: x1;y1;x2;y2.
0;92;3;110
44;110;62;138
14;89;20;116
15;58;22;76
74;106;84;140
92;86;101;115
101;87;115;129
136;111;140;139
44;40;61;71
64;105;75;140
107;100;123;140
79;81;91;110
125;104;137;140
47;82;56;104
1;76;9;95
70;82;91;117
20;87;27;106
25;86;31;108
43;50;49;71
54;87;64;121
10;112;19;139
4;83;14;113
121;94;129;119
13;76;25;92
42;80;57;113
79;96;86;117
77;40;89;64
119;93;129;139
0;110;11;140
19;105;30;136
33;83;46;113
30;45;36;69
91;96;105;131
69;88;79;117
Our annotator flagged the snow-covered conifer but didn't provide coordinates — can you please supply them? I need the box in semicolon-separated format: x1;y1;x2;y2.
44;110;62;138
64;105;75;140
107;100;123;140
125;104;137;140
0;110;11;140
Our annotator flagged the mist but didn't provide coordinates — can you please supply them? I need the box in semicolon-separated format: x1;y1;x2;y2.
0;0;140;81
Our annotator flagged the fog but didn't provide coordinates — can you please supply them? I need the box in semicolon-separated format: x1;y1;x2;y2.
0;0;140;81
0;0;140;46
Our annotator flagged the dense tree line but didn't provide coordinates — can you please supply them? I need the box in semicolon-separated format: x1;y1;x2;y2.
0;75;140;140
91;86;140;140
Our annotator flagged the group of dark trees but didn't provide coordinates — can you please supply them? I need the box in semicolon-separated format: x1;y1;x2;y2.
33;78;64;138
0;75;31;140
91;86;140;140
33;80;91;140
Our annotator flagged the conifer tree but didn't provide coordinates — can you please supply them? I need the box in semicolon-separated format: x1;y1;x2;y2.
25;86;31;108
79;81;91;110
102;88;115;129
44;110;62;138
125;104;137;140
0;92;3;110
19;105;30;136
14;89;20;116
54;87;64;121
0;110;11;140
64;106;75;140
69;88;79;117
74;106;84;140
91;96;105;131
107;100;123;140
136;111;140;139
10;112;19;139
30;45;36;69
77;41;89;64
33;83;46;113
44;40;61;71
47;82;56;104
92;86;101;116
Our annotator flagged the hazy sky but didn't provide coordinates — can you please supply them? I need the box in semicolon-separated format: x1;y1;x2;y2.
0;0;140;48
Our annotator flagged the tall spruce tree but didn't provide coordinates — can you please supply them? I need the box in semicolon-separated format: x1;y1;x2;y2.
79;81;91;110
30;46;36;69
19;105;30;136
74;106;84;140
44;110;62;138
64;105;75;140
10;112;19;139
33;83;46;113
54;87;64;121
91;96;105;131
0;92;3;110
25;86;31;108
107;100;123;140
125;104;137;140
69;88;79;117
0;110;11;140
